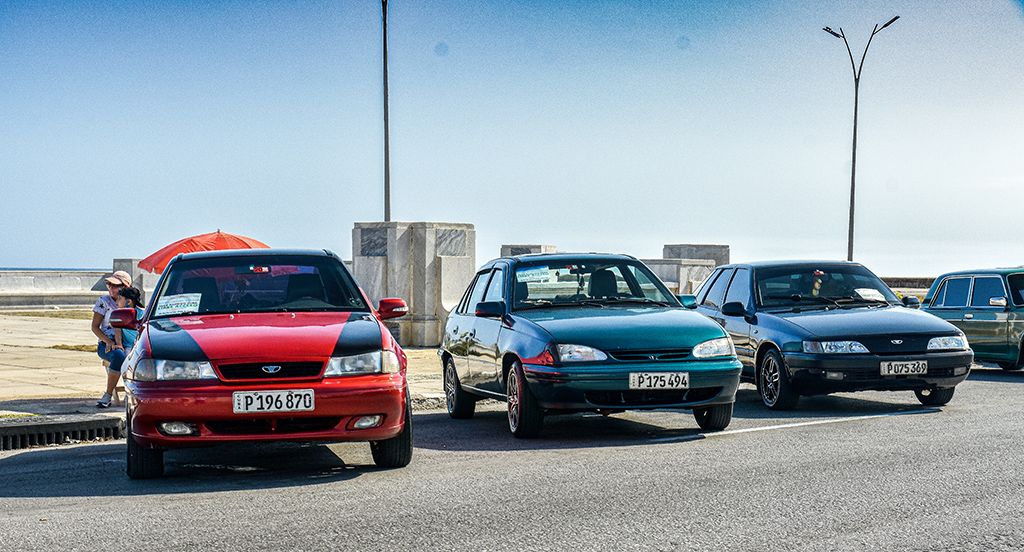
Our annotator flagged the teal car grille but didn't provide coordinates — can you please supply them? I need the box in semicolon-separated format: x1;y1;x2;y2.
606;349;692;362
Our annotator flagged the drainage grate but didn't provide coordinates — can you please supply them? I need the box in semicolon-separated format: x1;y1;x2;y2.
0;415;124;451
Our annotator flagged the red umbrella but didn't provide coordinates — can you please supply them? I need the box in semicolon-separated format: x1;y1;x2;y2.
138;230;270;274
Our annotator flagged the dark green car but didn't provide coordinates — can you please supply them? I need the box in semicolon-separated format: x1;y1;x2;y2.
922;267;1024;370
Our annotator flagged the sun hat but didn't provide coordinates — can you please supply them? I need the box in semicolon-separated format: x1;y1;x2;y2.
105;270;132;287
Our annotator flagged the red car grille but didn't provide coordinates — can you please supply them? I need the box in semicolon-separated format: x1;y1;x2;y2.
217;362;324;381
205;417;341;435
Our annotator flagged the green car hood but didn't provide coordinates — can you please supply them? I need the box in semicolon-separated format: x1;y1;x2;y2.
517;307;726;350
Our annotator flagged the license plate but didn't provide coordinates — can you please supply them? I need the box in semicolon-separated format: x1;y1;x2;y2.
880;361;927;376
629;372;689;390
232;389;314;413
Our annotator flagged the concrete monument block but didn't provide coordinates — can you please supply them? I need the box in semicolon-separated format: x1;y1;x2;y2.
663;244;730;267
352;222;475;347
642;259;716;294
501;244;558;257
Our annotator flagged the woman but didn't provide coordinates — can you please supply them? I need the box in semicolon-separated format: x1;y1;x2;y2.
91;270;132;408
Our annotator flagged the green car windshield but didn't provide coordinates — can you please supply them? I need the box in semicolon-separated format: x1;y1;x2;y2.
756;265;900;308
511;259;677;310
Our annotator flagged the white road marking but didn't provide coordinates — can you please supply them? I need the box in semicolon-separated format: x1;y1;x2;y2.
650;408;940;443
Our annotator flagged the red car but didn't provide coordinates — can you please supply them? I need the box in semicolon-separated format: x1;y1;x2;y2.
111;249;411;479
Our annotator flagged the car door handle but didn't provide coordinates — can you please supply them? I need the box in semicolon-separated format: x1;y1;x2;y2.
964;314;974;320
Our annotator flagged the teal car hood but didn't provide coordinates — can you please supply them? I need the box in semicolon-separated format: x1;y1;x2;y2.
771;305;958;338
517;307;726;350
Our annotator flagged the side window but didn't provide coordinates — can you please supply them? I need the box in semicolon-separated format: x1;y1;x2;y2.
459;271;491;314
701;268;735;310
971;276;1006;307
724;268;751;307
934;277;970;308
483;268;505;303
694;269;722;304
1008;274;1024;306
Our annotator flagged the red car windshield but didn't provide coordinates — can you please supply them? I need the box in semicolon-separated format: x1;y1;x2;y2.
149;254;370;318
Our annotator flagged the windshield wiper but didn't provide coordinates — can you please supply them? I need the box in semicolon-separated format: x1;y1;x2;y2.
763;294;838;309
587;296;671;307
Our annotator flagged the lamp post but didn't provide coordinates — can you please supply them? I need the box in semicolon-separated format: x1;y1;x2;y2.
822;16;899;262
382;0;391;222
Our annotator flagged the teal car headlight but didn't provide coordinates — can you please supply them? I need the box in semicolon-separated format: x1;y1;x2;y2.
557;344;608;363
692;337;735;358
802;341;870;354
324;350;401;376
928;335;968;351
134;359;217;381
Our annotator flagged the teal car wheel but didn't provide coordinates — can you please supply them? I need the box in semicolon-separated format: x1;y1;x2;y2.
507;360;543;438
915;387;955;406
694;402;733;431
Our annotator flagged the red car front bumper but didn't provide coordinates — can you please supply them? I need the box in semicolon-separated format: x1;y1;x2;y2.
126;374;407;448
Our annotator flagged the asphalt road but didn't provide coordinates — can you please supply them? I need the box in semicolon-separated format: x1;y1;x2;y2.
2;366;1023;552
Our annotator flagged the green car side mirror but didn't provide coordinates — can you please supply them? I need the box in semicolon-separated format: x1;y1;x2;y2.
678;294;698;309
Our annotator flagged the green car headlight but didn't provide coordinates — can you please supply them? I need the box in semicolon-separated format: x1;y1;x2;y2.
134;359;217;381
802;341;869;354
557;344;608;363
928;335;968;351
693;337;735;358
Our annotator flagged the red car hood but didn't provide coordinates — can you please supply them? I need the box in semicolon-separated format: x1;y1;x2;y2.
144;311;384;361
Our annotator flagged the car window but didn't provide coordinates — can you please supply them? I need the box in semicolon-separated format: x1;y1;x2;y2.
724;268;751;307
483;268;505;303
701;268;735;310
933;277;970;308
971;276;1006;307
465;270;493;312
151;254;368;318
693;269;720;304
509;258;676;310
1008;274;1024;306
755;264;898;308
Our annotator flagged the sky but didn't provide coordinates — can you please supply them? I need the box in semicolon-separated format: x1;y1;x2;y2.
2;0;1023;278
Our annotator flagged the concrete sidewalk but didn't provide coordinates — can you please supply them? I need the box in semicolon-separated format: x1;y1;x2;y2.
0;313;447;446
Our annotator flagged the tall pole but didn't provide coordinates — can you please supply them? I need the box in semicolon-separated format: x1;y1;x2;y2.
822;16;898;262
382;0;391;222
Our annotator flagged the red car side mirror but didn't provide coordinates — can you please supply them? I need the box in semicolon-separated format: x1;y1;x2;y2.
109;308;141;331
378;298;409;320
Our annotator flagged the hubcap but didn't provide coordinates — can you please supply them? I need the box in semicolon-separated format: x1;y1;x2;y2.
508;370;520;431
761;355;780;406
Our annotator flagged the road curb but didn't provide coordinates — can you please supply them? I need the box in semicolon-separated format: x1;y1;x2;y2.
0;413;125;451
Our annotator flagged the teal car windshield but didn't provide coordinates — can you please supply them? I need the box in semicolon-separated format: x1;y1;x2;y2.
512;259;677;310
756;264;900;308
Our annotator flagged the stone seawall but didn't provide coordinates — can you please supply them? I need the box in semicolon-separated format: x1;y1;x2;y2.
0;270;108;309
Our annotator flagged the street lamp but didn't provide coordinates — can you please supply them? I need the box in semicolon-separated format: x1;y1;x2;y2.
822;15;899;262
382;0;392;222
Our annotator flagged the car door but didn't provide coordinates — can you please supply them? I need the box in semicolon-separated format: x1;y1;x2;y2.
467;266;507;394
928;275;1009;360
445;270;491;382
720;268;754;373
963;275;1011;360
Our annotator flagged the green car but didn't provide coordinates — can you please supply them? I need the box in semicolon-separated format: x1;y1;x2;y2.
922;267;1024;370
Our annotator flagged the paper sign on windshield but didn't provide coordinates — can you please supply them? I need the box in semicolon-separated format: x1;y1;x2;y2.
154;293;202;316
855;288;886;302
517;266;551;283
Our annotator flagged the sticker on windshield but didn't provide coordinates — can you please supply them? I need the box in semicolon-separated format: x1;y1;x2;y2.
517;266;551;283
154;293;202;316
854;288;886;301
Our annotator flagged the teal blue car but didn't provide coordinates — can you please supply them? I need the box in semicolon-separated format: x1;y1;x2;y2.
438;253;742;438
